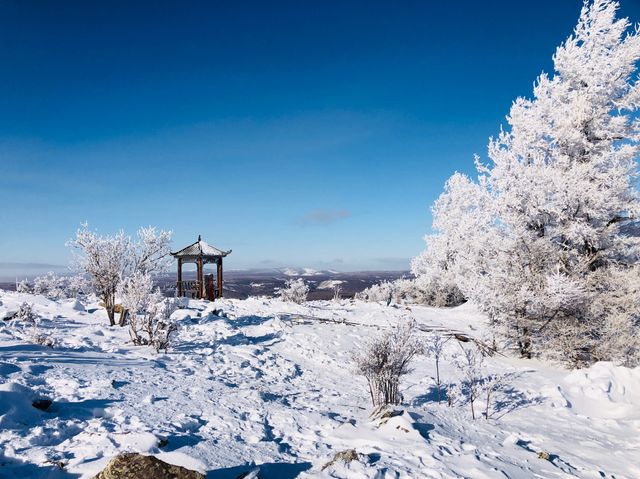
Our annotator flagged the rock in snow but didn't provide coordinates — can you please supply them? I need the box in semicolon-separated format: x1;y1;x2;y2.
92;453;205;479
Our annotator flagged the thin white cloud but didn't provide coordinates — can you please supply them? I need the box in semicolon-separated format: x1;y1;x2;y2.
296;209;352;226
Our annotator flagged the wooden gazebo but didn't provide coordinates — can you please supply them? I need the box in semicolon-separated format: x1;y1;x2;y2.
171;236;231;300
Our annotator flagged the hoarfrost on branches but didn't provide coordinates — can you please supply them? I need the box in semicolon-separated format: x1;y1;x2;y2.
32;272;91;300
353;320;422;407
454;346;485;420
118;271;179;352
278;278;309;304
414;0;640;366
15;302;37;323
67;223;172;326
356;276;463;307
425;334;448;402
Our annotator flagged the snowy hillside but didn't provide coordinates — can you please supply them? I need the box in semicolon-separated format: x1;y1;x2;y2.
0;291;638;478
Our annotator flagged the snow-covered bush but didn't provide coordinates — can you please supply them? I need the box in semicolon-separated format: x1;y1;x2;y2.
413;0;640;366
15;302;37;322
16;280;31;293
357;276;463;307
7;303;55;348
332;284;342;301
65;274;92;298
30;272;91;300
353;320;422;407
67;223;172;326
118;271;179;352
33;272;67;299
355;280;395;304
146;298;179;353
28;317;55;348
278;278;309;304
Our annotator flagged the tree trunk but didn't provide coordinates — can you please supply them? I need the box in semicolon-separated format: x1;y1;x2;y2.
104;292;116;326
435;358;441;402
118;309;129;327
485;391;491;419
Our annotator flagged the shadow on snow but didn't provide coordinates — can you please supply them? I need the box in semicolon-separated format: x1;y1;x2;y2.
207;461;312;479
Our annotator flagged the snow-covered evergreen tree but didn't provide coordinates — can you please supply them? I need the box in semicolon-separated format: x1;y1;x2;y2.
417;0;640;365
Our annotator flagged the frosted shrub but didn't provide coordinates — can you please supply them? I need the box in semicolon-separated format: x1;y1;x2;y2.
353;320;422;407
357;277;463;307
32;272;91;300
16;280;31;294
278;278;309;304
119;271;157;345
65;274;92;298
118;271;179;352
16;302;37;322
9;304;54;348
147;298;179;353
332;284;342;301
355;280;395;304
27;317;55;348
33;272;66;299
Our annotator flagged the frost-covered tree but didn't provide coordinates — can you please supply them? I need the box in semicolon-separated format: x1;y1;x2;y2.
278;278;309;304
416;0;640;365
67;223;172;326
483;372;507;420
425;334;448;402
411;172;494;305
454;346;485;420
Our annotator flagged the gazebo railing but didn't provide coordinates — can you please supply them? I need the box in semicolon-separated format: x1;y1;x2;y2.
176;280;201;298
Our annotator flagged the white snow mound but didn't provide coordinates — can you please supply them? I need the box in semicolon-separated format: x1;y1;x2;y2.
561;362;640;419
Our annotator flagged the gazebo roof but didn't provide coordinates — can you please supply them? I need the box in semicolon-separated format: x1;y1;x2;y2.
171;236;231;258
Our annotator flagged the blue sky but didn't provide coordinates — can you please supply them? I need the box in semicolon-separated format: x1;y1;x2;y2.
2;0;639;276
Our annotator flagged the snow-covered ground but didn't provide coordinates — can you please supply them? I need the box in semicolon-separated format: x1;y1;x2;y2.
0;291;638;478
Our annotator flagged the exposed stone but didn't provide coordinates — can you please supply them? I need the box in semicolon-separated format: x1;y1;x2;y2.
369;406;403;426
1;310;18;321
92;453;205;479
321;449;360;470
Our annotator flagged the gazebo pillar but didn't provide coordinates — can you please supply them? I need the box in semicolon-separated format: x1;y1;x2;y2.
177;258;183;296
197;256;204;299
217;257;223;298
